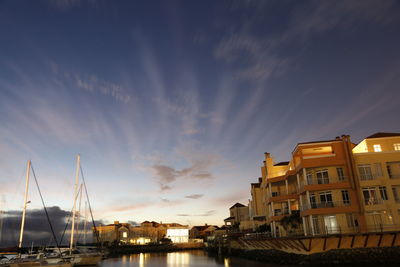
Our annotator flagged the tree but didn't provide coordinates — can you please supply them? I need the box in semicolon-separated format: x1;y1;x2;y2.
280;210;302;234
255;223;271;233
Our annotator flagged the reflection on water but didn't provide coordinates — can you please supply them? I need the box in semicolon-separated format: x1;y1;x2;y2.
100;250;272;267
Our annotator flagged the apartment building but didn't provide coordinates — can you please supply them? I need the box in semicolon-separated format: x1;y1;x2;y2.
352;132;400;232
259;135;368;237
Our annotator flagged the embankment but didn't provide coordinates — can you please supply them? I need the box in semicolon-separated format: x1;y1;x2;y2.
207;246;400;265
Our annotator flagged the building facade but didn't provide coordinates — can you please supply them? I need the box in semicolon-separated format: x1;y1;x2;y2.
242;132;400;238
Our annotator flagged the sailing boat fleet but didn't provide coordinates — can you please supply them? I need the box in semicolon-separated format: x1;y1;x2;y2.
0;156;103;267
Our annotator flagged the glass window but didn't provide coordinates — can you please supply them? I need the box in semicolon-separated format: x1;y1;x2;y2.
387;165;393;178
394;143;400;151
310;193;317;209
337;167;345;181
379;186;388;200
319;191;333;207
358;164;373;180
374;163;383;177
392;187;400;202
373;144;382;152
316;169;329;184
362;187;377;205
306;172;313;184
342;190;350;204
346;213;356;228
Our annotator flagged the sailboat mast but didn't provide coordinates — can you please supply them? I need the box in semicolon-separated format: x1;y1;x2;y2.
76;184;83;245
70;155;80;254
18;160;31;249
83;201;87;244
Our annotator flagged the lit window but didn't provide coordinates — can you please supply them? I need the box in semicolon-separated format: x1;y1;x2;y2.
394;143;400;151
122;232;127;238
373;144;382;152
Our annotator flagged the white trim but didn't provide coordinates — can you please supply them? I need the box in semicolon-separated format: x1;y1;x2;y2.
303;154;336;159
353;150;400;156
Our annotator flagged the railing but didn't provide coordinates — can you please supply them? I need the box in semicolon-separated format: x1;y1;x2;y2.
301;201;351;211
359;173;377;181
363;198;384;205
242;232;271;240
299;176;348;188
266;189;298;200
389;174;400;179
273;209;290;216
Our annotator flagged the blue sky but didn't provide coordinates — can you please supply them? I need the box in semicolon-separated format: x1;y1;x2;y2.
1;0;400;227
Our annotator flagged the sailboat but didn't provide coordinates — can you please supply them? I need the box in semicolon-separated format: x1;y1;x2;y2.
8;161;71;267
61;155;102;266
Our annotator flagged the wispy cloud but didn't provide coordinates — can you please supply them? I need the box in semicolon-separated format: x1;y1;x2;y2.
177;210;216;217
185;194;204;199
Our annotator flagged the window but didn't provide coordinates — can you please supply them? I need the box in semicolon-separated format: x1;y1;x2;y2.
373;144;382;152
274;209;281;216
306;172;313;184
122;232;128;238
319;191;333;207
341;190;350;205
346;213;356;228
379;186;388;200
387;165;393;178
362;187;378;205
394;143;400;151
271;192;279;197
310;193;317;209
374;163;383;177
358;164;373;180
316;169;329;184
337;167;345;181
392;187;400;203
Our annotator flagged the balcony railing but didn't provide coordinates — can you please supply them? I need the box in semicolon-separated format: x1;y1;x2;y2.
301;201;351;211
359;173;377;181
266;189;298;200
363;198;384;205
389;173;400;179
273;209;290;216
299;176;348;188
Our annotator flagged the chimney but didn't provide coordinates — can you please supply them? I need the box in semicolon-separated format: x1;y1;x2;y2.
114;221;120;225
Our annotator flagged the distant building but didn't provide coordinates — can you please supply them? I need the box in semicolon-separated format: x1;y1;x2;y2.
224;203;250;230
190;224;218;240
95;220;190;245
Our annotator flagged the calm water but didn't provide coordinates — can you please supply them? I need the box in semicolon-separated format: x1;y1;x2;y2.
100;250;277;267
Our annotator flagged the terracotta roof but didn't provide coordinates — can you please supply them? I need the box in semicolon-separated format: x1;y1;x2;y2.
366;132;400;139
230;202;246;209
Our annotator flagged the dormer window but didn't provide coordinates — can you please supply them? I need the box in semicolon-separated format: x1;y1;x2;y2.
373;144;382;152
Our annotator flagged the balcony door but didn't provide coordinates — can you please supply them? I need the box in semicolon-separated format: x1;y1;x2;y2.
324;215;339;234
316;169;329;184
362;187;377;205
319;191;333;208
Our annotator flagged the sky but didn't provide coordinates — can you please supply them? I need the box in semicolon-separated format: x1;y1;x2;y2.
1;0;400;246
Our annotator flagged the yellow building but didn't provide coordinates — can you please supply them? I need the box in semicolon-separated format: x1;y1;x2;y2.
250;133;400;238
352;132;400;232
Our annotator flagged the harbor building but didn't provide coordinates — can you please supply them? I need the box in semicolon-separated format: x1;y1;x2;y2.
241;132;400;237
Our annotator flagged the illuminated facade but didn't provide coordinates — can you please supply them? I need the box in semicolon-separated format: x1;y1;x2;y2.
251;132;400;237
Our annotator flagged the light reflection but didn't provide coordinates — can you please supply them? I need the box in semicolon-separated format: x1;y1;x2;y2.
224;257;230;267
167;252;190;266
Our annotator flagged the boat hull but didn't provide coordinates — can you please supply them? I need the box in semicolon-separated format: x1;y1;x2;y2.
9;262;71;267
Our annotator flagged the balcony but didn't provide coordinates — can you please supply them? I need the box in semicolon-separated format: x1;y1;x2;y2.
359;173;377;181
363;198;384;206
273;208;290;216
301;201;351;211
299;176;348;188
389;173;400;179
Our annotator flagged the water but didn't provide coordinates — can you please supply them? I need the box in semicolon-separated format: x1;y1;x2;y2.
100;250;275;267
